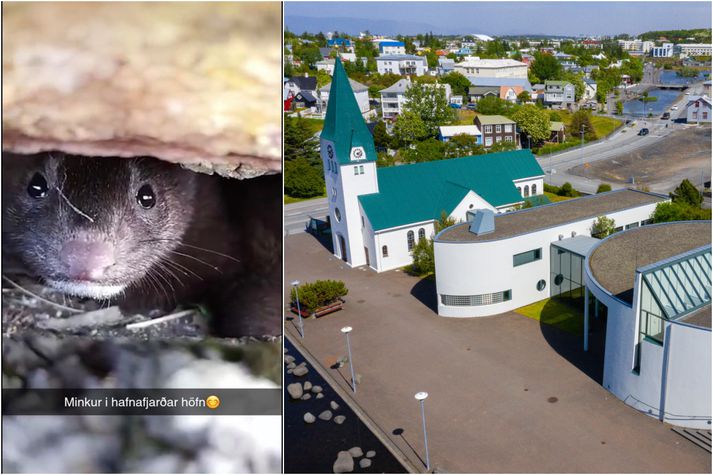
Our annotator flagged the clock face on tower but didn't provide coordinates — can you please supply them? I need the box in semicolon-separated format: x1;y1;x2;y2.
350;146;365;161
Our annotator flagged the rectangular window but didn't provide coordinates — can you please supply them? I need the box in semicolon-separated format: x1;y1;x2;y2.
513;248;542;267
496;124;502;133
704;112;709;120
496;136;502;142
641;219;654;226
359;165;364;174
354;166;359;175
484;125;492;133
614;226;624;233
505;136;513;142
625;222;640;230
504;124;513;133
485;137;493;146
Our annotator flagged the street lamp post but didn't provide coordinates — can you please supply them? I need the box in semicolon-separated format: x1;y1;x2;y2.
415;392;431;471
341;326;356;393
291;280;304;338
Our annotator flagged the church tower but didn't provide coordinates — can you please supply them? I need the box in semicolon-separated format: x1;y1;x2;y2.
320;58;379;267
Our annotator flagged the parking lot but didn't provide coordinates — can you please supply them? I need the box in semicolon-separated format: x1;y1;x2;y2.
285;232;711;473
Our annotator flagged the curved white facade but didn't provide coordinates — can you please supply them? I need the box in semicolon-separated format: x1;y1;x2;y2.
434;198;661;318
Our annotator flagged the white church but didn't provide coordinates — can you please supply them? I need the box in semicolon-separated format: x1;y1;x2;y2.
321;58;546;272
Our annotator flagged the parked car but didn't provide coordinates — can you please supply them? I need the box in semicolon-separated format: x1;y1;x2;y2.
466;103;477;110
661;112;670;120
638;128;649;136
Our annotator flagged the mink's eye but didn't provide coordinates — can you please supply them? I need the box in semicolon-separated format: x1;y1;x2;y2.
27;173;49;199
136;184;156;209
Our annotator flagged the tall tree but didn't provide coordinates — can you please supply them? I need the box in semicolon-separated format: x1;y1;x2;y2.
403;82;456;137
530;52;563;82
440;72;471;98
444;134;485;158
570;110;598;141
512;104;551;144
393;110;428;146
284;115;320;165
670;179;703;207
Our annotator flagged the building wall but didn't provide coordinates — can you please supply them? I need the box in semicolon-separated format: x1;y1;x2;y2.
434;202;661;317
454;64;528;79
376;58;428;76
587;264;711;429
373;221;436;272
513;177;544;198
686;101;711;123
475;119;519;148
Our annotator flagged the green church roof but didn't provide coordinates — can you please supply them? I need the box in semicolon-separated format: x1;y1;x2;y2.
359;149;544;231
320;57;377;165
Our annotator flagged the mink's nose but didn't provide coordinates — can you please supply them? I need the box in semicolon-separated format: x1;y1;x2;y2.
60;240;116;281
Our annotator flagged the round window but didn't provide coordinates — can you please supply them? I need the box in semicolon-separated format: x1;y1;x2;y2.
469;204;474;209
335;208;342;222
554;274;564;286
537;279;547;291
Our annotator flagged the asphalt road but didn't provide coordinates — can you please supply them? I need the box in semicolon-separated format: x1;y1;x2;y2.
285;81;707;232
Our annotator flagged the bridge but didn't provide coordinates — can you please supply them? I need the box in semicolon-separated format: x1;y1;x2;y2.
638;82;690;91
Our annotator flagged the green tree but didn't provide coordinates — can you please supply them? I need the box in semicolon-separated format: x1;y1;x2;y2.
372;120;391;151
284;158;324;198
393;110;428;146
284;115;320;165
475;96;507;115
531;52;563;82
652;201;712;223
440;72;471;98
444;134;485;158
670;179;703;207
402;138;446;163
517;90;531;104
410;237;435;276
512;104;551;144
403;82;456;136
316;70;331;88
557;182;579;197
615;100;624;115
489;140;518;152
570;110;598;141
596;183;612;193
590;216;616;239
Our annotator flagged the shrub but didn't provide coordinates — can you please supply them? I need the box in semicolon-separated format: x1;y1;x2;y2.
543;183;560;194
291;280;348;313
557;182;579;197
590;215;616;239
596;183;612;193
410;237;435;276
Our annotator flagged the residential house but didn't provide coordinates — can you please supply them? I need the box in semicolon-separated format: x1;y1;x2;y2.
520;53;535;66
376;55;429;76
379;41;406;55
582;39;601;49
380;78;452;120
704;80;711;96
284;75;318;100
467;77;532;103
319;77;371;118
316;59;336;75
544;80;576;107
678;43;713;57
455;58;528;79
474;115;519;148
327;38;354;51
583;78;598;102
438;57;456;75
319;47;332;60
686;95;712;123
438;125;482;144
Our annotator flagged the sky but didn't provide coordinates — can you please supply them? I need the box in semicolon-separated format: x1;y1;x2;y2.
285;2;712;37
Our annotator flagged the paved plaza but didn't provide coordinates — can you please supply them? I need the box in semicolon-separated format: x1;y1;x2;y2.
285;233;710;473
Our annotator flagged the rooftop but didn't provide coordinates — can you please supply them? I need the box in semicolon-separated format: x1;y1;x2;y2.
588;221;711;306
320;77;369;93
360;149;543;231
380;78;411;94
438;125;482;137
457;58;527;68
680;305;712;329
437;189;668;243
376;54;426;61
475;115;516;125
467;76;532;90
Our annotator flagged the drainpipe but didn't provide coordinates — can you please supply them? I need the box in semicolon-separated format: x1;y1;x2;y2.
659;324;672;422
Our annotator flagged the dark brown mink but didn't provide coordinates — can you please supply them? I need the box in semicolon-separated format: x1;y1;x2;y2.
2;152;282;338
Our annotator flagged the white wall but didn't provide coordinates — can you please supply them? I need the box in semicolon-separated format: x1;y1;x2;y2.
513;177;544;198
374;221;436;272
435;201;661;317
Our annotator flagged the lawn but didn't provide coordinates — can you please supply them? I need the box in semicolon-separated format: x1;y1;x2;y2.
515;297;584;335
554;110;622;140
544;191;576;203
284;192;326;204
455;109;476;125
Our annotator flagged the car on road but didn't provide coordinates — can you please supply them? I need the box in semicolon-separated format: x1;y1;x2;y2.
671;105;678;110
661;112;670;120
638;128;649;136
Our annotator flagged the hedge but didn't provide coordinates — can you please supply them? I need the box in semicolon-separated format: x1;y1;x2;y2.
291;280;348;313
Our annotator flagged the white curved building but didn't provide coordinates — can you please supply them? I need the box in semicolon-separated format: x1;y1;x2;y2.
434;189;667;318
585;221;711;429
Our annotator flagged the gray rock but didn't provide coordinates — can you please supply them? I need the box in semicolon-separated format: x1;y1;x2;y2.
284;355;295;364
359;458;372;469
303;381;312;391
318;410;333;421
301;393;312;400
366;450;375;458
311;385;323;393
286;362;296;369
334;415;346;424
333;451;354;473
292;366;309;377
330;400;340;411
316;393;324;399
303;412;316;424
287;369;293;374
348;447;363;458
287;383;303;399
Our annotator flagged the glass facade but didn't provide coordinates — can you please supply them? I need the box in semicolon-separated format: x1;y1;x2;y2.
513;248;542;267
550;245;585;301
